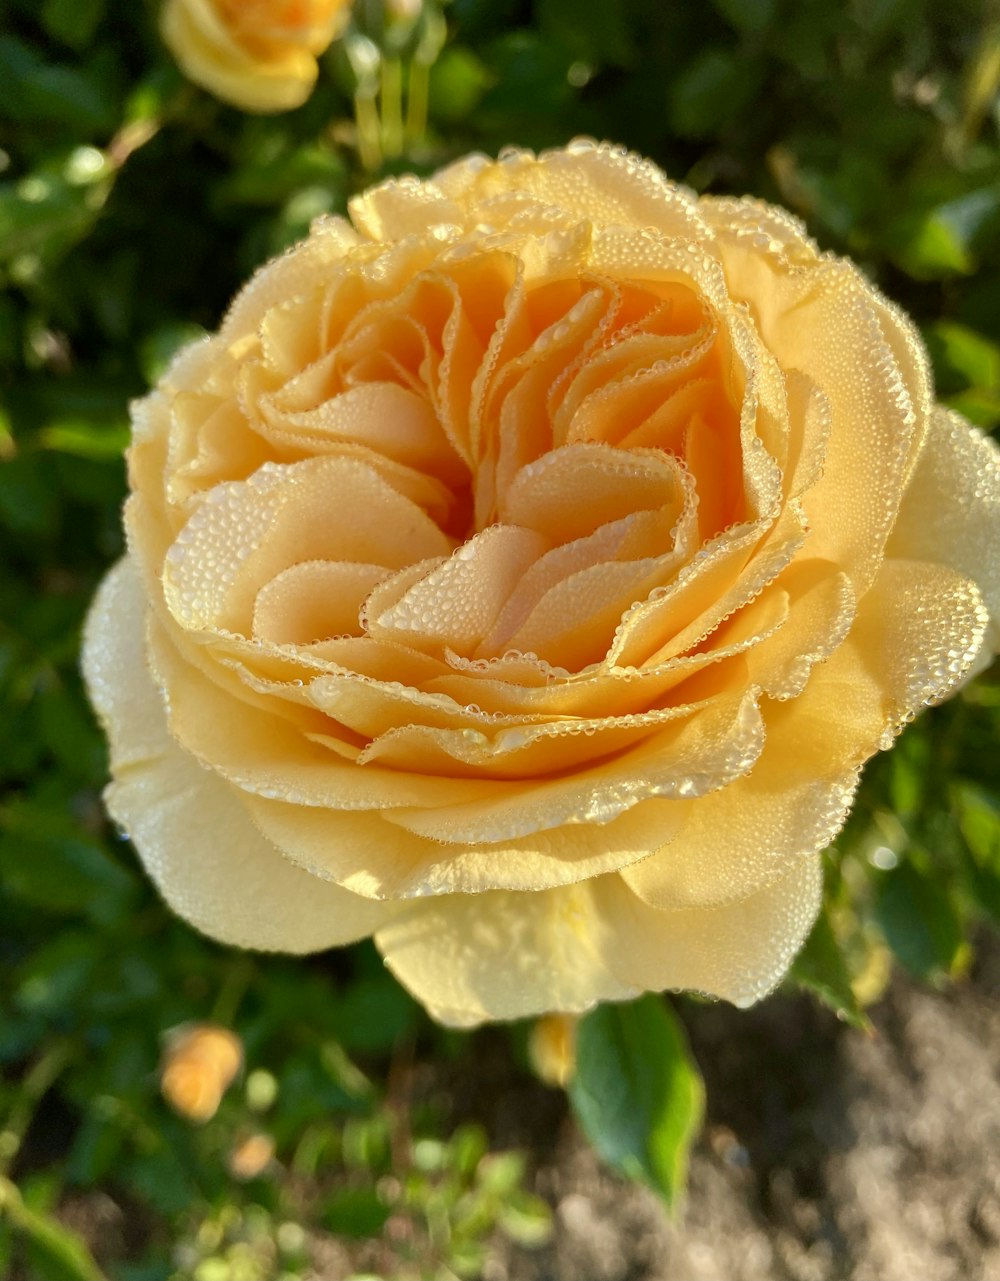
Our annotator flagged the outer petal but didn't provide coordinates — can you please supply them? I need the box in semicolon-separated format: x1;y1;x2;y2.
445;141;708;237
82;559;396;951
243;790;685;898
620;732;858;911
623;551;987;912
707;242;920;595
353;141;709;246
605;855;822;1010
888;407;1000;664
375;856;821;1027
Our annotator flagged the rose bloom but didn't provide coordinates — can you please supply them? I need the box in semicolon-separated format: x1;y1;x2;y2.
160;0;349;113
84;142;1000;1027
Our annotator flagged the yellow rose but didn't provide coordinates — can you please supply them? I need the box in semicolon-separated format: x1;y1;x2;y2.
83;142;1000;1027
160;0;350;113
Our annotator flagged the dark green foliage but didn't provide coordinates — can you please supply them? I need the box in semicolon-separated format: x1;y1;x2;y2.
1;0;999;1269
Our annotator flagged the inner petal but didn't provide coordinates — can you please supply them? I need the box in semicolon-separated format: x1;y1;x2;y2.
163;456;453;635
252;560;388;644
367;524;550;658
500;442;683;544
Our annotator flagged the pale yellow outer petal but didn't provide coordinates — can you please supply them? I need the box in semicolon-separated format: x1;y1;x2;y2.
357;141;710;246
888;407;1000;666
705;239;921;595
160;0;322;113
621;553;988;913
82;559;396;951
605;855;823;1010
375;856;822;1028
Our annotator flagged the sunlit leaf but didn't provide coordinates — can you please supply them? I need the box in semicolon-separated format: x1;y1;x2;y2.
952;782;1000;923
569;995;704;1209
875;857;968;981
790;907;870;1029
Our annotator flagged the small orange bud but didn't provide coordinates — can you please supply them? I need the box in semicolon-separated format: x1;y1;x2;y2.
228;1132;276;1180
160;1023;243;1123
528;1012;578;1087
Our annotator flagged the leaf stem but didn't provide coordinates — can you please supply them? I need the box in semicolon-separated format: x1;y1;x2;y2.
0;1177;108;1281
354;88;383;171
210;953;254;1029
381;57;405;159
406;58;430;148
0;1038;74;1179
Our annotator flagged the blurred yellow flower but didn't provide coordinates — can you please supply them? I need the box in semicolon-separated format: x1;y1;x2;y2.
228;1132;276;1179
160;0;350;113
84;142;1000;1028
529;1013;578;1087
161;1023;243;1122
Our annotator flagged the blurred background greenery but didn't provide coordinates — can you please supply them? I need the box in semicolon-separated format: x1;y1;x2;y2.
2;0;1000;1276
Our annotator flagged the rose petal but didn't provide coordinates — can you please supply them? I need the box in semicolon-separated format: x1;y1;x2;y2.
888;407;1000;663
383;686;763;841
367;525;549;658
252;560;388;643
709;243;920;594
432;141;711;246
161;0;323;113
375;854;821;1027
620;713;860;911
244;790;684;898
146;616;506;811
83;559;395;950
162;456;453;634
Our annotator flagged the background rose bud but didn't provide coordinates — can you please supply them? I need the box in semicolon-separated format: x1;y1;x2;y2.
228;1132;276;1180
161;1023;243;1122
84;142;1000;1030
160;0;350;113
529;1013;578;1087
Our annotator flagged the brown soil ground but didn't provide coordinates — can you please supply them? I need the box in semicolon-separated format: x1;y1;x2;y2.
480;935;1000;1281
32;938;1000;1280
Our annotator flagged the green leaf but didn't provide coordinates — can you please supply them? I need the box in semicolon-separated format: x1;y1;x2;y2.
476;1150;525;1196
568;995;704;1209
42;0;107;50
452;1123;488;1177
39;421;129;461
66;1113;125;1186
944;387;1000;429
428;47;496;123
15;931;102;1015
790;908;869;1030
0;455;60;539
322;1186;391;1237
928;321;1000;391
496;1189;553;1247
875;857;966;980
667;48;764;139
0;798;135;922
0;173;109;267
894;188;1000;280
35;684;107;780
536;0;636;68
126;1141;199;1218
333;974;419;1054
887;727;931;821
710;0;775;33
0;37;117;135
952;782;1000;923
